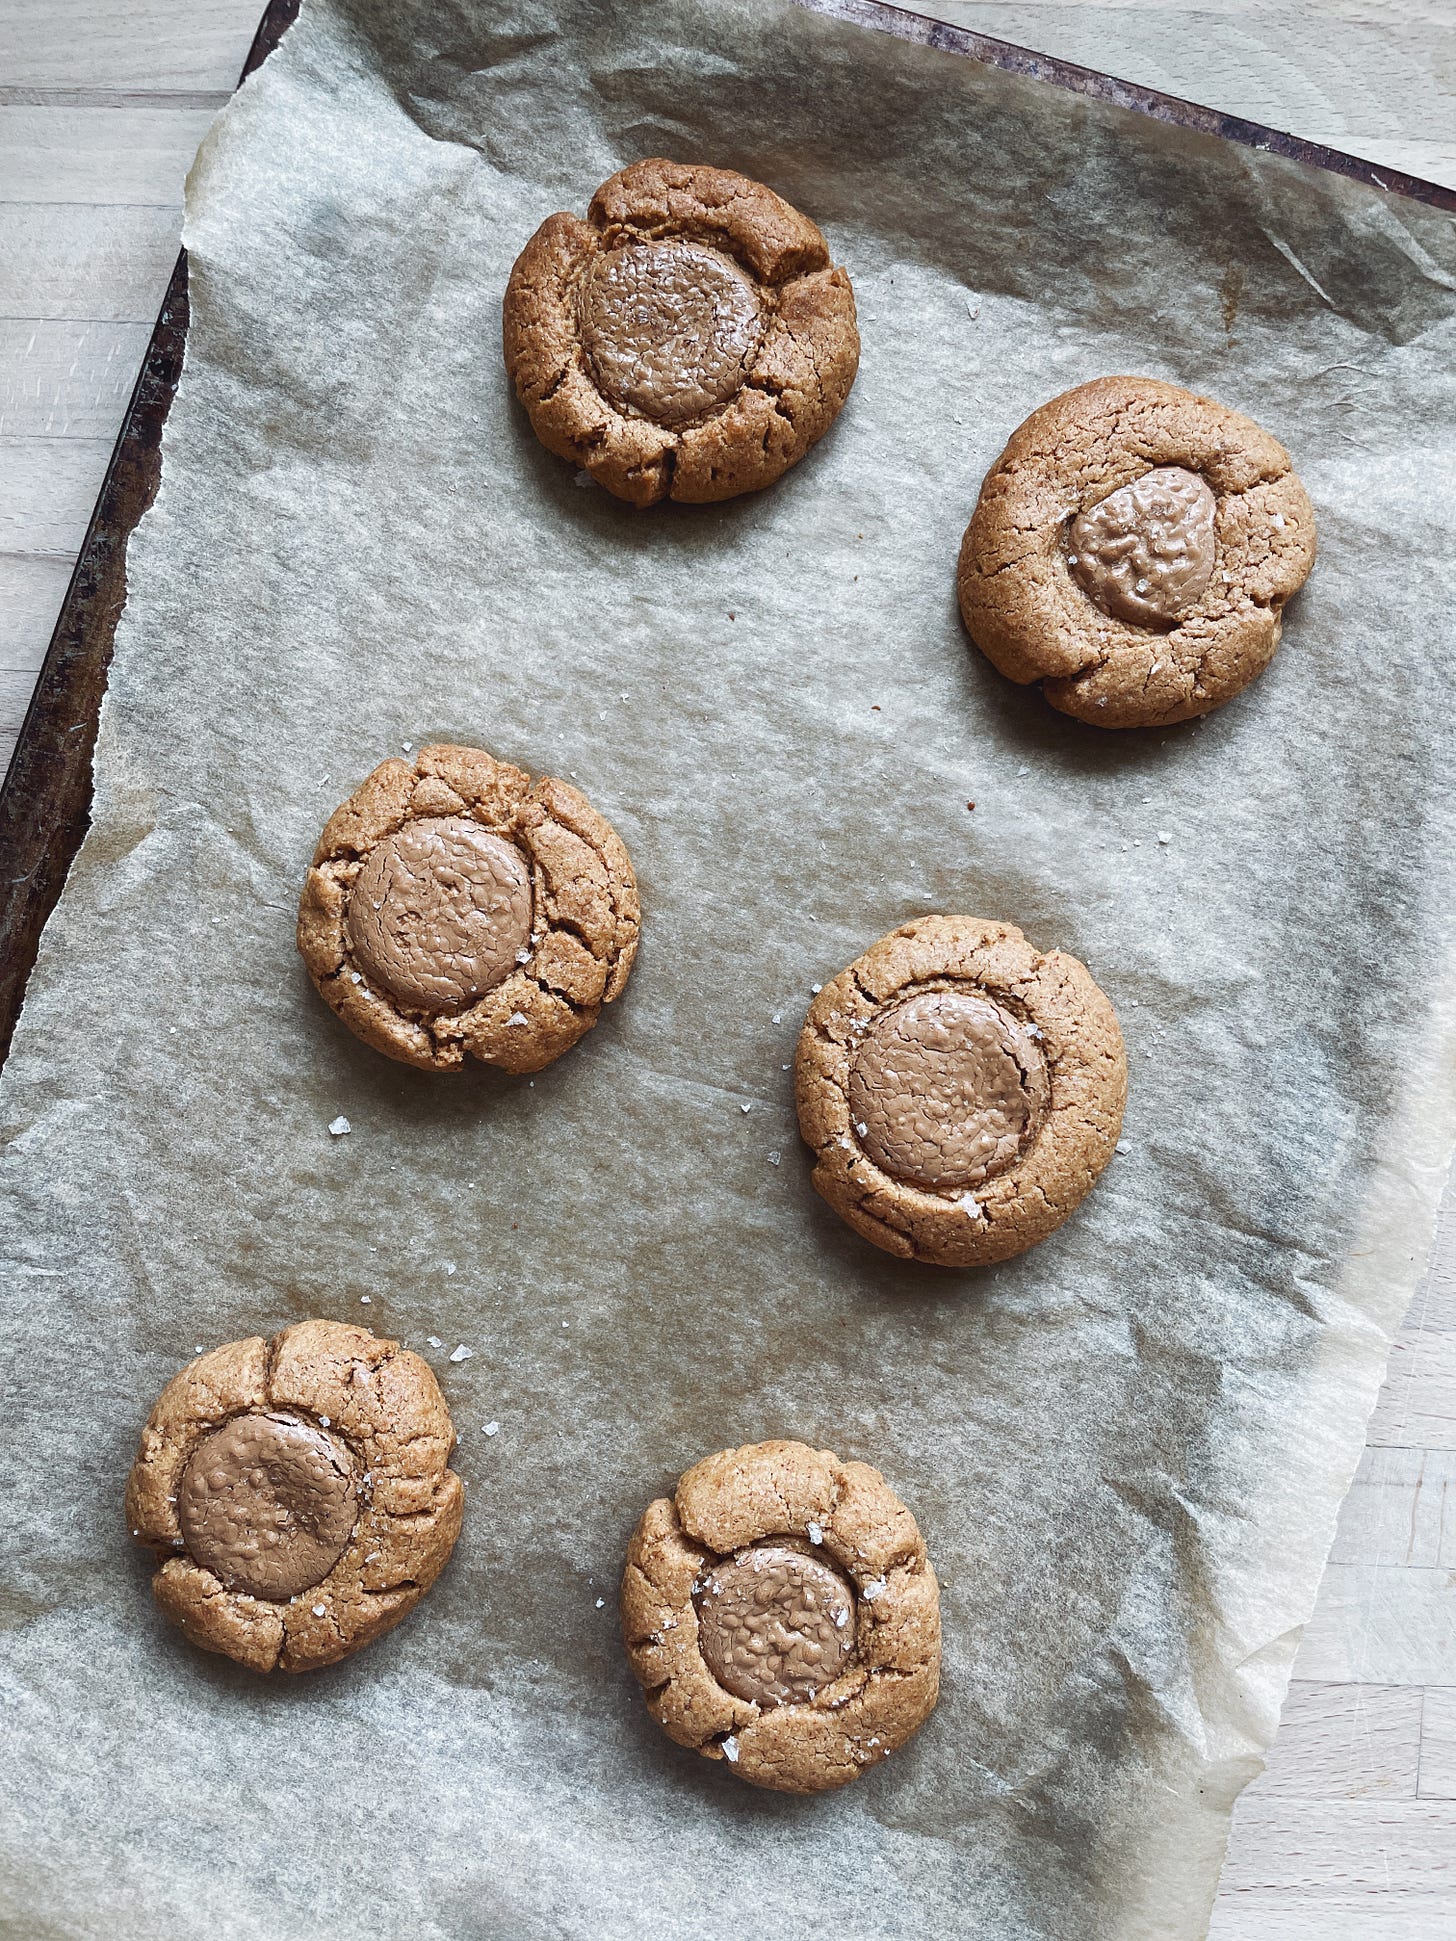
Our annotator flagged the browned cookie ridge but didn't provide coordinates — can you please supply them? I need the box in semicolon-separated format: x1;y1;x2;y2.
621;1440;940;1794
503;159;860;505
126;1321;464;1673
297;743;640;1073
796;916;1126;1267
957;376;1317;728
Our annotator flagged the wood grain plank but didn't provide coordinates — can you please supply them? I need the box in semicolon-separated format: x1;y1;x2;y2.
1418;1687;1456;1800
0;436;115;555
1211;1899;1456;1940
1329;1448;1456;1569
0;203;183;323
0;0;261;93
0;105;219;206
1294;1566;1456;1686
0;319;153;438
1214;1797;1456;1893
1250;1682;1423;1799
1;551;78;763
0;554;73;668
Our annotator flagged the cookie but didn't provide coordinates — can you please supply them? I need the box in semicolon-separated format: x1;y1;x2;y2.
297;743;640;1073
621;1439;940;1793
796;916;1126;1266
957;376;1317;727
503;158;859;505
125;1320;464;1673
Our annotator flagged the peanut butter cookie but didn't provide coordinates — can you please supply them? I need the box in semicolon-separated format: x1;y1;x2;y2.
503;158;859;505
126;1321;463;1673
796;916;1126;1267
957;376;1317;727
297;743;639;1073
621;1439;940;1793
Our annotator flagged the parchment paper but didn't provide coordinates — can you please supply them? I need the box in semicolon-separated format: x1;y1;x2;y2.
3;2;1456;1935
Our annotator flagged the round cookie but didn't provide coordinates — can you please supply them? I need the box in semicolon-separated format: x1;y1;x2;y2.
125;1320;464;1673
297;743;640;1073
621;1439;940;1793
503;158;859;506
796;916;1126;1267
957;376;1317;728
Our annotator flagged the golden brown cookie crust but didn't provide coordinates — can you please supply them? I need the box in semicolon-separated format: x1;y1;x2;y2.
957;376;1317;728
297;743;640;1073
621;1440;940;1794
125;1320;464;1673
503;158;860;506
796;916;1126;1267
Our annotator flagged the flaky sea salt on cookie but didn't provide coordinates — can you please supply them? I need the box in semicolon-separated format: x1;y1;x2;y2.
796;916;1126;1266
621;1439;940;1794
125;1321;463;1673
297;743;639;1073
502;159;859;505
957;376;1316;728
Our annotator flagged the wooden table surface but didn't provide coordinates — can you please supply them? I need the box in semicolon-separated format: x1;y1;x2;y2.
2;2;1453;1933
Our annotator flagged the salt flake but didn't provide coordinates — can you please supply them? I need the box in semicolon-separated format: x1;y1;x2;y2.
449;1345;473;1363
722;1736;740;1764
328;1116;351;1137
483;1421;500;1437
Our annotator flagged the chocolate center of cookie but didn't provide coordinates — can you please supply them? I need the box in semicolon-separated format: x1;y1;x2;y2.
1068;465;1217;627
849;989;1049;1190
579;240;762;425
695;1545;856;1707
178;1412;359;1600
345;815;533;1013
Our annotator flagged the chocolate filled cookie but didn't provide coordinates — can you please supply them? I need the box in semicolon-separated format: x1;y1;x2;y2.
621;1440;940;1793
957;376;1317;727
126;1321;464;1673
503;159;859;505
796;916;1126;1267
297;743;639;1073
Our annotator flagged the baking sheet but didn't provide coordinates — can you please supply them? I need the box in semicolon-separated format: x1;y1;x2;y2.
3;0;1456;1935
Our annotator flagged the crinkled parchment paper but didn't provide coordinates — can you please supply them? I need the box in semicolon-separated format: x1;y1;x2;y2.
3;2;1456;1935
